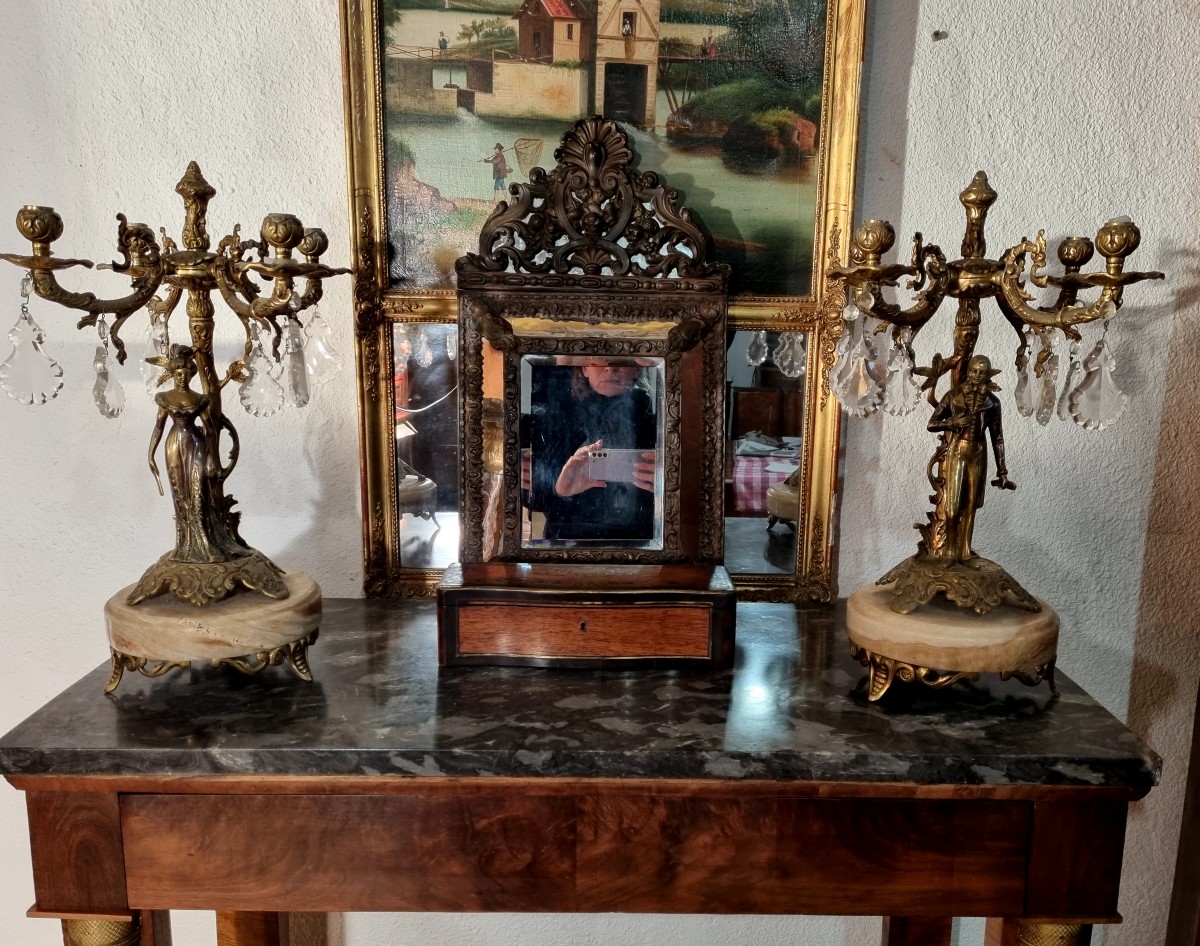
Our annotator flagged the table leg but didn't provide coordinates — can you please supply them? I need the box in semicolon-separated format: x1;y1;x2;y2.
61;918;140;946
984;919;1092;946
882;916;953;945
215;912;290;946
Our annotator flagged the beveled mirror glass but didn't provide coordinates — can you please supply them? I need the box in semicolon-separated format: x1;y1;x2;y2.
521;355;666;551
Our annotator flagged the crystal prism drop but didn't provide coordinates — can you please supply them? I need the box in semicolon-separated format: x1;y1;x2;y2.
91;345;125;418
395;324;413;361
841;301;862;323
0;275;64;405
1035;331;1060;426
746;330;768;367
90;318;125;418
303;309;343;385
1014;328;1036;417
239;323;285;417
280;319;310;408
141;316;170;394
1057;338;1083;421
1069;337;1128;430
831;317;885;417
881;341;921;416
773;332;807;378
446;326;459;361
413;328;434;369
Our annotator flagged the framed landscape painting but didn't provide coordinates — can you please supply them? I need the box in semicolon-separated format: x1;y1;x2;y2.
341;0;866;597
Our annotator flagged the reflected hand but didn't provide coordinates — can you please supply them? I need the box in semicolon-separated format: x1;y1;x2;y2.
632;451;657;492
991;471;1015;490
555;439;605;497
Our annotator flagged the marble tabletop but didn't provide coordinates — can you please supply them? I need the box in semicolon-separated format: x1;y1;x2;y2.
0;600;1160;790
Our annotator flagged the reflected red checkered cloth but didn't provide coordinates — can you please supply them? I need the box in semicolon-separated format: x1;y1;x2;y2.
732;456;796;514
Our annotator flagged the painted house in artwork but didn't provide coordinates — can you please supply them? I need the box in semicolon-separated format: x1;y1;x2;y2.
593;0;661;126
513;0;592;63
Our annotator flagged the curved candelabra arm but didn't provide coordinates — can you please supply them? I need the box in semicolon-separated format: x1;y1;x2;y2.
1;207;166;364
294;227;340;312
830;221;950;334
998;218;1163;340
217;224;265;310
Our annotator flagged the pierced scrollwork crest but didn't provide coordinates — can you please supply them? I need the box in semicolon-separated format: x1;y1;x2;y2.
459;117;728;286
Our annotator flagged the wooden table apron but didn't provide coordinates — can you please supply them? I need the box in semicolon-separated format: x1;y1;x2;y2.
11;773;1137;921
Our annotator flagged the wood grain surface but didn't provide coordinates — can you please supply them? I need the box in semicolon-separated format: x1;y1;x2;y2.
26;791;128;916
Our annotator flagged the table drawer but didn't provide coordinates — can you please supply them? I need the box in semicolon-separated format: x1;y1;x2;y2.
456;603;712;659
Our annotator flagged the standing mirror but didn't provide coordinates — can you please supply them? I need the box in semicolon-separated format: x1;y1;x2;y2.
342;0;866;602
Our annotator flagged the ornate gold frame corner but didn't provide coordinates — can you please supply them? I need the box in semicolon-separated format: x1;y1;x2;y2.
339;0;867;600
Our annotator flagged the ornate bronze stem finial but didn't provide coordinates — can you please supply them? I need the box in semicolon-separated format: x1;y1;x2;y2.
959;170;997;259
176;161;217;251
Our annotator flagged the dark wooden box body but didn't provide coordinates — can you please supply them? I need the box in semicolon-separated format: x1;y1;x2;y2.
437;563;736;668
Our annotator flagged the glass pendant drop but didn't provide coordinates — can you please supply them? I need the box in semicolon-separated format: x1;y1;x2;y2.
746;329;768;367
303;308;344;385
239;321;285;417
445;325;459;362
881;333;921;417
281;318;310;408
0;273;64;405
1069;334;1128;430
91;317;125;418
141;313;170;394
772;332;806;378
1057;337;1083;421
413;327;434;369
1035;330;1060;426
831;317;885;417
1014;326;1036;417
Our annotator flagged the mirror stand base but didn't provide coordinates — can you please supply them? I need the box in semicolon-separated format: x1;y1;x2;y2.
437;562;735;669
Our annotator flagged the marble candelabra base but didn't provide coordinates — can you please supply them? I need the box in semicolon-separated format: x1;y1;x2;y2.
846;582;1059;701
103;570;321;693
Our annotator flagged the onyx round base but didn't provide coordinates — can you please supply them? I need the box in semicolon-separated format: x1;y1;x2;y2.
103;570;321;693
845;582;1059;701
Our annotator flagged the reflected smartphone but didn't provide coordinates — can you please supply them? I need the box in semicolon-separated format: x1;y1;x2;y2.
587;448;645;483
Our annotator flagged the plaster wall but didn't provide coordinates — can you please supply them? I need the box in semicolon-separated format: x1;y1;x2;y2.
0;2;1195;946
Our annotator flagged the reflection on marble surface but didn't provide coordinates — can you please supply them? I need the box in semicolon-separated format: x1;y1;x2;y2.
0;601;1159;789
724;516;795;575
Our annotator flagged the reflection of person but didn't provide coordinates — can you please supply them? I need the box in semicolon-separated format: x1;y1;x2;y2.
481;143;512;202
530;360;657;542
146;345;230;563
926;355;1014;562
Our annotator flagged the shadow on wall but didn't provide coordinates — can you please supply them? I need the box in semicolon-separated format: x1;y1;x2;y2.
1124;247;1200;946
834;0;918;587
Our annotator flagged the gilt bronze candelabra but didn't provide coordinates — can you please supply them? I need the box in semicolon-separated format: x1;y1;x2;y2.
0;162;349;691
829;171;1163;617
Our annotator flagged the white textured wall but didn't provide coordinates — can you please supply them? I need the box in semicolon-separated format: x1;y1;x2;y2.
0;2;1195;945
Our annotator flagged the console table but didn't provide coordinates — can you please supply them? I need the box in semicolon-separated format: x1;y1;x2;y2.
0;600;1159;946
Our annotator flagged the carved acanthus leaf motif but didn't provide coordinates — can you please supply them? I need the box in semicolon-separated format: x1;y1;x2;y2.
459;117;727;285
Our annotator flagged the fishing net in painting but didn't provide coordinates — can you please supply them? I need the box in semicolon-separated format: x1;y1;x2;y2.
513;138;545;177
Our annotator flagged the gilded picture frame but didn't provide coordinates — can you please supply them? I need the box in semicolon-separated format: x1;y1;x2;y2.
340;0;866;599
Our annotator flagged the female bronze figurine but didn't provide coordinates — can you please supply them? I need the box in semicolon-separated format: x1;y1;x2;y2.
128;343;285;605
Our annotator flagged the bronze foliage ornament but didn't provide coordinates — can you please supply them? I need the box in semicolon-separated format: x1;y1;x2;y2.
829;172;1163;616
0;162;349;607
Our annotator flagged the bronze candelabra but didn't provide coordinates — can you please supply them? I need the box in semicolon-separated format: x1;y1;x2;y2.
829;171;1163;615
0;162;348;609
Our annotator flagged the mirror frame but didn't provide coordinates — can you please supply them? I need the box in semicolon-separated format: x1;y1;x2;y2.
340;0;867;601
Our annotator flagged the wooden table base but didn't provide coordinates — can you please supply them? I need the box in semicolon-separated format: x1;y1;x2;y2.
54;911;1095;946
